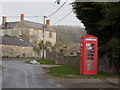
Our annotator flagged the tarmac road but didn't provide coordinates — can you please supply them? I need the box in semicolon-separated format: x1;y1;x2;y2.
1;58;119;89
0;62;2;90
2;59;63;88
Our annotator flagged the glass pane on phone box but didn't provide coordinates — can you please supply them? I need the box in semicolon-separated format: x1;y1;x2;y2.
91;44;95;46
87;57;94;60
87;64;94;67
87;67;94;70
87;51;95;53
86;43;91;46
87;54;94;56
87;60;94;63
87;47;92;50
87;47;95;50
86;43;95;46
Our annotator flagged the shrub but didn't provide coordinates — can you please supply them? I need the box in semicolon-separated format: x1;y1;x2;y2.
108;37;120;73
99;37;120;73
2;56;9;58
16;55;20;58
23;53;25;57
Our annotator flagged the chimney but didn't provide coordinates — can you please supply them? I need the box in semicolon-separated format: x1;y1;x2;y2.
2;16;6;23
46;20;50;25
20;14;24;21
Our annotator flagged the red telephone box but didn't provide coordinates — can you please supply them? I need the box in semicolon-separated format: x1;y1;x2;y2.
80;35;98;75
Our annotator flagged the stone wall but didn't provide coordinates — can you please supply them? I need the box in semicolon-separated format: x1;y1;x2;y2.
0;45;42;58
98;57;116;74
46;51;117;74
46;51;80;69
44;31;56;46
0;29;29;38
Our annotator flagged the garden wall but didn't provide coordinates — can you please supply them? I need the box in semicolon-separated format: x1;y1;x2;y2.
46;51;116;74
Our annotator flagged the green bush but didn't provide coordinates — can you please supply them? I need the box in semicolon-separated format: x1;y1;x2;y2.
2;56;9;58
16;55;20;58
108;37;120;73
23;54;25;57
4;35;17;37
99;37;120;73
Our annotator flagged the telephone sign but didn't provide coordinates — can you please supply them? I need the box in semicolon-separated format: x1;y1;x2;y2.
80;35;98;75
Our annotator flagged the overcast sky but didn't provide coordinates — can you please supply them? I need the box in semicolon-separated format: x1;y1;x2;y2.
0;0;85;27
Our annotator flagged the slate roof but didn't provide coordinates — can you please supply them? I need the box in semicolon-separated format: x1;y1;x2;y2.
0;36;33;47
0;22;18;29
6;22;18;29
0;20;55;31
24;20;43;29
24;20;55;31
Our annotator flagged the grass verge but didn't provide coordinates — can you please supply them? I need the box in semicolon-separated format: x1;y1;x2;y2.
44;65;79;78
37;60;55;65
24;61;30;63
44;65;119;78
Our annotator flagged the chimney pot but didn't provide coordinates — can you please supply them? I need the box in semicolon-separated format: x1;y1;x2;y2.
20;14;24;21
46;20;50;25
2;16;6;23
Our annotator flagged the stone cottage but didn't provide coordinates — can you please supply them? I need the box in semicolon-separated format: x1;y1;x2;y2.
0;14;56;46
0;36;41;58
0;14;56;57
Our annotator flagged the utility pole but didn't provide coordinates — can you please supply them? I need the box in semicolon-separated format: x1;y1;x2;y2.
42;16;47;60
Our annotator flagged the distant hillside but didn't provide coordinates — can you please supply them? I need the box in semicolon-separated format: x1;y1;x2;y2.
52;25;86;43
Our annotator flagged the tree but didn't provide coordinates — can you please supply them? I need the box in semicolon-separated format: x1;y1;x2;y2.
72;2;120;45
38;40;54;51
72;2;120;73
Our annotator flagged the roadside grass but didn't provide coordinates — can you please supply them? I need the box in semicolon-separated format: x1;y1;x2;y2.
24;60;55;65
24;61;30;63
28;57;40;60
44;65;119;78
44;65;79;77
37;60;55;65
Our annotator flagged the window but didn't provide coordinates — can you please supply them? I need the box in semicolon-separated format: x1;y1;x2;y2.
0;30;4;36
49;32;52;38
20;30;22;35
8;30;11;36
